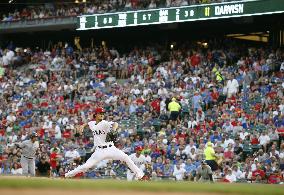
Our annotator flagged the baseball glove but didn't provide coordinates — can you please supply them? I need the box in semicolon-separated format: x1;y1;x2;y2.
106;131;119;144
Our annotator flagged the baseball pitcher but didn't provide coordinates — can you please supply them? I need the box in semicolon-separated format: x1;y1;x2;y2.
65;107;146;180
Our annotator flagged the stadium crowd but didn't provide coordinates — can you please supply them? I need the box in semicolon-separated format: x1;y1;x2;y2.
1;0;242;22
0;37;283;184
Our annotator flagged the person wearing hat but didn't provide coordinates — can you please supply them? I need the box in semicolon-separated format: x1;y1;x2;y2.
65;107;147;180
15;131;39;176
127;146;148;181
196;160;214;182
204;142;219;171
168;97;181;125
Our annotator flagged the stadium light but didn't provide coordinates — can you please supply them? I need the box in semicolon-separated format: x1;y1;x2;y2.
9;0;14;3
75;0;87;3
202;42;208;47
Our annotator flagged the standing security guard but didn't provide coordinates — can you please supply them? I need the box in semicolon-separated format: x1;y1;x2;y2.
16;131;39;176
204;142;219;171
168;97;181;125
212;66;224;84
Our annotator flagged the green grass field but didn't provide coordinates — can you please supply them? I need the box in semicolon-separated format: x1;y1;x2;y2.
0;177;283;195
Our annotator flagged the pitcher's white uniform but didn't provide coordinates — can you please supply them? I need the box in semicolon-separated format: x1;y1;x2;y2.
65;119;144;179
127;152;147;181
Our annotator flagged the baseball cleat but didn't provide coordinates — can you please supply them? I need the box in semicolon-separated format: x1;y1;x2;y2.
139;175;150;181
64;172;72;178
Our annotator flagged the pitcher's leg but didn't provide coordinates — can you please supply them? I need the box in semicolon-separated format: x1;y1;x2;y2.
111;147;144;179
126;170;135;181
65;149;104;177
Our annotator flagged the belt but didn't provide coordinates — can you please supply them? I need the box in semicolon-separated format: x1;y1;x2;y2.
23;156;34;160
98;144;113;149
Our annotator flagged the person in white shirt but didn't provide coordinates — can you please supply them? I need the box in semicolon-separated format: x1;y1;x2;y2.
225;168;237;183
232;165;243;180
224;74;239;98
57;116;69;126
6;124;13;133
130;85;141;96
158;87;168;97
251;159;258;171
54;124;62;140
258;131;270;152
184;140;197;156
224;135;235;149
8;132;18;144
127;146;147;181
11;163;23;175
160;98;167;114
148;0;156;8
65;146;81;163
188;117;198;129
173;163;186;181
143;88;152;97
6;112;16;123
43;119;52;129
239;129;249;141
222;120;234;134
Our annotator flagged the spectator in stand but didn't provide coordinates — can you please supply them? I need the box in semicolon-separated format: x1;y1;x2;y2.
279;143;284;171
210;130;222;144
192;91;202;114
50;147;60;177
148;0;157;9
224;74;239;98
259;131;271;152
232;164;243;181
65;145;81;164
184;158;196;180
224;143;234;161
1;162;11;174
36;156;51;177
11;162;22;175
173;163;186;181
77;143;86;163
224;168;237;183
252;164;266;183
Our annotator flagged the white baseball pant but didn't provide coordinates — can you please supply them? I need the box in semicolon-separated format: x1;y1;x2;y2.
65;145;144;179
126;169;136;181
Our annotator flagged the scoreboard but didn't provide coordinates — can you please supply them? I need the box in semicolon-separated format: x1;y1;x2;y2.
77;0;284;30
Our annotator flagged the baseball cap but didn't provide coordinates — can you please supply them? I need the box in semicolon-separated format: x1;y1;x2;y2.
31;131;38;137
135;146;143;152
95;107;105;114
